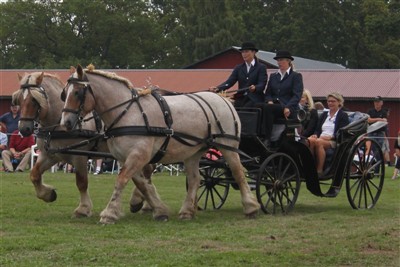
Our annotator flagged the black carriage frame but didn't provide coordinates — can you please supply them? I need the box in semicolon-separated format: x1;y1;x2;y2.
195;108;385;214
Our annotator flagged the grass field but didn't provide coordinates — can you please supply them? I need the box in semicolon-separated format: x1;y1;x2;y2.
1;167;399;266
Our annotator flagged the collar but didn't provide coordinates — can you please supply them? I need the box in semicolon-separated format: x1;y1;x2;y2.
246;59;256;67
278;67;291;77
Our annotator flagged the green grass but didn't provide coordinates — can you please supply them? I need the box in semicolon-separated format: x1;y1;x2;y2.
1;168;399;266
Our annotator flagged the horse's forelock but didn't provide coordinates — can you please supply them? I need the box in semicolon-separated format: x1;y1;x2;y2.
11;90;23;105
30;89;48;110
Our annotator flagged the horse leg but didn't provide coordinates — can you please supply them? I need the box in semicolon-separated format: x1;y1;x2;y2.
72;159;93;218
178;152;203;220
220;149;260;218
30;155;58;202
131;170;169;221
129;164;155;213
100;160;168;224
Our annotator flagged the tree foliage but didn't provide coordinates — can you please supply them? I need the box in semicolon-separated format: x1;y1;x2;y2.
0;0;398;69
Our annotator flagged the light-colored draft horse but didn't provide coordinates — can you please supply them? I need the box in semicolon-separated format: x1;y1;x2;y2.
60;64;260;224
13;72;155;217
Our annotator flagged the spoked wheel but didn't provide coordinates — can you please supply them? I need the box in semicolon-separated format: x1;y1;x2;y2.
346;138;385;209
256;153;301;214
193;165;230;210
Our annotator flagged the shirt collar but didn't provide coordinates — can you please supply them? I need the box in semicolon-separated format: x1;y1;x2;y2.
278;67;291;77
246;59;255;67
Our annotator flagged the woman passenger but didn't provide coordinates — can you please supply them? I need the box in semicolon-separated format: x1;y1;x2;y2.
298;89;318;139
308;92;349;177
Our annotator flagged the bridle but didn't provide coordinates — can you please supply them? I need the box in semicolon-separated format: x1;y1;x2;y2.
18;75;48;123
61;75;95;129
61;74;139;132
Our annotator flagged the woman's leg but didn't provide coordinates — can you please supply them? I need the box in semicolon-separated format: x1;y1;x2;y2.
315;138;332;174
307;137;317;156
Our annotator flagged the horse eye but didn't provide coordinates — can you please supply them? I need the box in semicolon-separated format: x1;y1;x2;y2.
74;91;79;97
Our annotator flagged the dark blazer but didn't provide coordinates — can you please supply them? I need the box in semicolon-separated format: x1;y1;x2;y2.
217;60;267;104
264;68;303;112
301;108;318;138
314;109;349;140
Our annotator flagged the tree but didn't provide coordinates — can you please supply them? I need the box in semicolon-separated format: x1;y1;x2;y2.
174;0;245;65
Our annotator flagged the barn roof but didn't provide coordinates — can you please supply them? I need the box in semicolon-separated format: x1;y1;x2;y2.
184;46;347;70
1;69;399;101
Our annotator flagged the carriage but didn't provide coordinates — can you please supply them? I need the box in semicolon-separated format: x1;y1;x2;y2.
58;65;386;224
196;107;386;214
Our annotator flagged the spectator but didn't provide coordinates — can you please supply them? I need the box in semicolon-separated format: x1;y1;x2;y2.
307;92;349;177
261;50;303;148
298;89;318;138
210;42;267;107
1;130;35;172
94;159;103;175
0;124;7;155
382;109;391;166
392;129;400;180
314;101;326;111
367;96;387;149
0;104;21;136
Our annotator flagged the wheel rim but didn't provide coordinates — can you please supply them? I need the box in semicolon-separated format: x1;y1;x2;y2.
196;165;230;210
346;138;385;209
256;153;301;214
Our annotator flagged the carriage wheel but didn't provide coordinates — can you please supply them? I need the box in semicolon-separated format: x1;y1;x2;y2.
191;165;230;210
345;138;385;209
256;153;301;214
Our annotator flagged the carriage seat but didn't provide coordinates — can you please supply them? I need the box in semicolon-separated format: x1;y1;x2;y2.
236;107;262;136
236;107;301;142
324;111;368;170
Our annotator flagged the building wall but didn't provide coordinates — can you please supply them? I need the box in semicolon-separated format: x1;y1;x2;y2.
187;50;276;69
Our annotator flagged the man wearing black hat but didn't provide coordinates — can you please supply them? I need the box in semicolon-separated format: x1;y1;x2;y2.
367;96;388;148
261;50;303;148
210;42;267;107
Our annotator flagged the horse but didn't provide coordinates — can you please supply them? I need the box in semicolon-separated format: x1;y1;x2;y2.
60;64;260;224
13;72;156;217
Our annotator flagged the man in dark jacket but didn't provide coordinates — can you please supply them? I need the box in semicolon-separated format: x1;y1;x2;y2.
210;42;267;107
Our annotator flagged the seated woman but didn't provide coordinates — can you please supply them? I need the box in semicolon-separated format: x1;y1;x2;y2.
308;92;349;177
298;89;318;139
261;50;303;147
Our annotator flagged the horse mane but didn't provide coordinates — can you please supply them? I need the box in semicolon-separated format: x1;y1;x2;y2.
84;64;151;96
85;64;134;89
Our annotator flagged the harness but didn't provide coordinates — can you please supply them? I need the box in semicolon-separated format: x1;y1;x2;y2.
62;75;242;164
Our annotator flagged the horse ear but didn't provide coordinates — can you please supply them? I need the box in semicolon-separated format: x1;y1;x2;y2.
69;66;76;74
77;64;83;79
36;72;44;85
17;73;23;81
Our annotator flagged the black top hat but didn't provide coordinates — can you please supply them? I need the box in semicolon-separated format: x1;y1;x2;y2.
374;96;383;101
274;50;294;61
239;42;258;52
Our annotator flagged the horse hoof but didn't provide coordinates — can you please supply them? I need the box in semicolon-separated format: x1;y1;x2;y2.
130;202;144;213
155;215;169;222
245;211;258;219
73;211;92;218
49;190;57;202
179;213;194;220
99;217;116;225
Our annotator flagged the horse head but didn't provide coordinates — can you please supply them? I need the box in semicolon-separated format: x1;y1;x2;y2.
14;72;49;136
61;65;95;131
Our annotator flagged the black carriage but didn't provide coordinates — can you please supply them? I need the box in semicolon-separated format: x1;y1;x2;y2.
196;107;386;214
